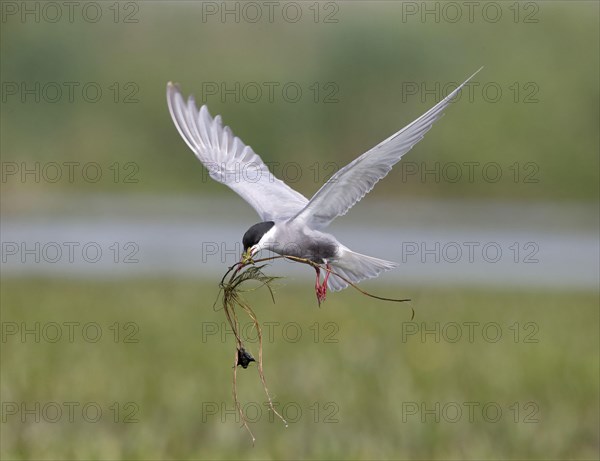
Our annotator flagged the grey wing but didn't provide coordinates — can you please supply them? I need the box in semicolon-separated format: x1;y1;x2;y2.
291;68;482;230
167;82;308;222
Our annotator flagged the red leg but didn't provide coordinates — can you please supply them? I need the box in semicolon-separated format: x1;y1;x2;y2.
323;263;331;289
314;266;321;304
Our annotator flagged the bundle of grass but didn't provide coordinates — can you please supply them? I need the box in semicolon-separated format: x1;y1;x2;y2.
216;258;287;443
214;252;413;443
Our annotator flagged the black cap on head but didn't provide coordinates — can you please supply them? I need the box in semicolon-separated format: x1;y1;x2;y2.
242;221;275;252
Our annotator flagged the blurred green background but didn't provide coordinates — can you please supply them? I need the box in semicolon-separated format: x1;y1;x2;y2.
2;0;598;201
1;1;598;460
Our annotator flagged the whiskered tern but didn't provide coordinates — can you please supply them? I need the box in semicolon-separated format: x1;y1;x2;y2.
167;68;481;303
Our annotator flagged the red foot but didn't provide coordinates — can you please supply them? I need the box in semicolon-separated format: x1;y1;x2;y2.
316;284;327;304
314;263;331;306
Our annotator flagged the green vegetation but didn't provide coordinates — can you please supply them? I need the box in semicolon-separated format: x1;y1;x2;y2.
2;278;598;459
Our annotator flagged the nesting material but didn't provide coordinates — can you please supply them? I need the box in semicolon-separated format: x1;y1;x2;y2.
214;253;412;443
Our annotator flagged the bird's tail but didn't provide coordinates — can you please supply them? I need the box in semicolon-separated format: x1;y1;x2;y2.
327;249;398;292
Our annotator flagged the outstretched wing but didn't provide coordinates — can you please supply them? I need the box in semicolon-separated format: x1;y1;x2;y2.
167;83;308;221
291;68;482;230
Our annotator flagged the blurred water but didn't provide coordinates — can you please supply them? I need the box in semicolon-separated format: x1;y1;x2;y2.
1;196;598;290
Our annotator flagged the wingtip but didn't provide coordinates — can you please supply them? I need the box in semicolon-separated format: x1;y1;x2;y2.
468;66;484;80
167;81;181;93
167;83;211;115
449;66;484;97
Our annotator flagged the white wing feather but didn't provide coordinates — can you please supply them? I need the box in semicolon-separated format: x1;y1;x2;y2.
167;83;308;222
292;68;483;230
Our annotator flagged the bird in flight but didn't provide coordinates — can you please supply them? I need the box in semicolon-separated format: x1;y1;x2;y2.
167;68;481;303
